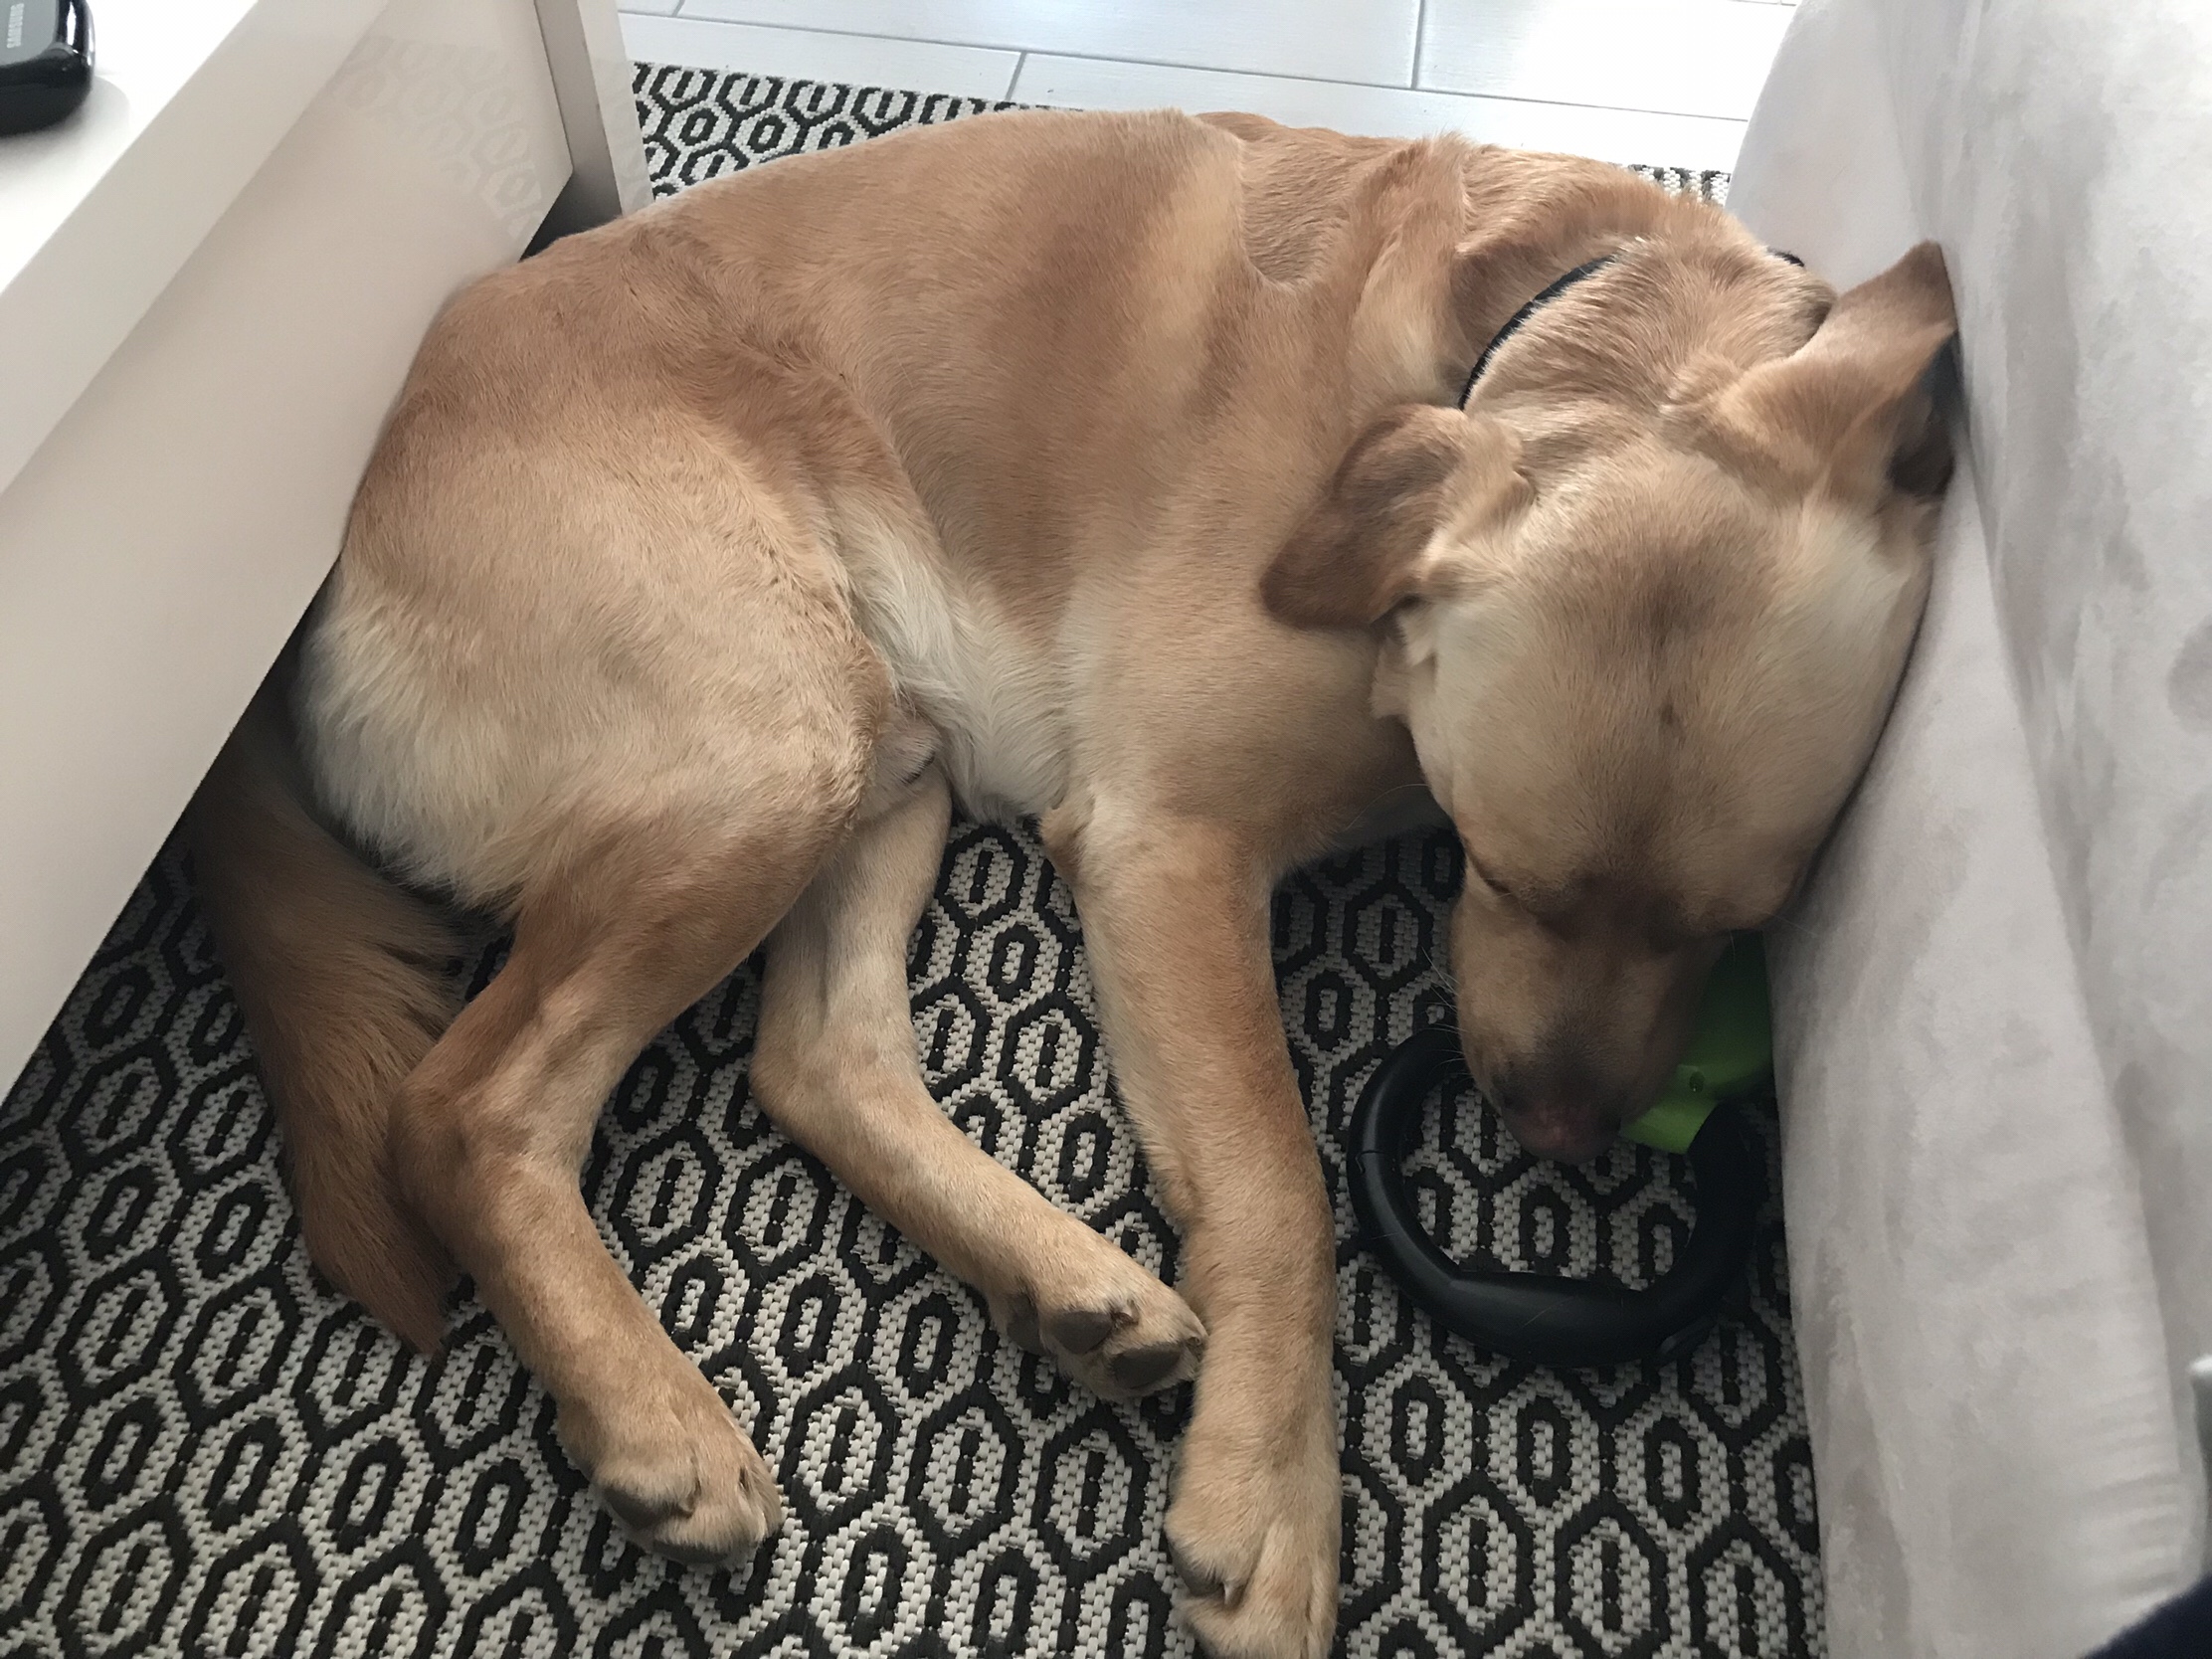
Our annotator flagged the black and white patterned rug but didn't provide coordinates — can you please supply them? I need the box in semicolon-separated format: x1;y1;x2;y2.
0;70;1816;1659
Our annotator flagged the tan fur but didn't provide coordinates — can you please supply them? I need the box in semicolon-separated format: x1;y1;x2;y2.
188;106;1954;1659
184;686;458;1352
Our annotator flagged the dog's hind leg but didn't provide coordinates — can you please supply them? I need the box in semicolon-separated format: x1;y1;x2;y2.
754;766;1205;1401
389;771;862;1562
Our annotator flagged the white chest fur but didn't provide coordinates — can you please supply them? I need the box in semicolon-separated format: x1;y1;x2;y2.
835;504;1070;822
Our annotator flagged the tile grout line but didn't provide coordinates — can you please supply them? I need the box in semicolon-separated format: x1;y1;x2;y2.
989;54;1754;128
1411;0;1427;91
647;13;1404;89
628;15;1751;126
1006;50;1026;102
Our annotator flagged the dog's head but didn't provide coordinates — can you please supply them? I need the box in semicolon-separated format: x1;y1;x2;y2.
1266;240;1956;1160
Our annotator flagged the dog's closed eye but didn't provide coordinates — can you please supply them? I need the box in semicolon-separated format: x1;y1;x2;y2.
1467;857;1516;903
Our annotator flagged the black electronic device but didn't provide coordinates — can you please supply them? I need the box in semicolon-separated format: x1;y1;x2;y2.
0;0;92;137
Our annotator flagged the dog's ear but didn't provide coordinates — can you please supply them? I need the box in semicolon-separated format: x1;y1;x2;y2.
1263;406;1525;629
1694;241;1957;498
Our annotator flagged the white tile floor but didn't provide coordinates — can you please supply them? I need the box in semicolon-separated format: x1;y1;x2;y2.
619;0;1796;173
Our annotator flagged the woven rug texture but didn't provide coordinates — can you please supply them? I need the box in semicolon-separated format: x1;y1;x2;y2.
0;68;1818;1659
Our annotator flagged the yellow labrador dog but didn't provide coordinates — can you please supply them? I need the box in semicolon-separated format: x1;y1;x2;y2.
189;108;1953;1659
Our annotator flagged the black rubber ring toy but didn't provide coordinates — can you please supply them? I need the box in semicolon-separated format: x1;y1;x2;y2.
1348;1024;1761;1369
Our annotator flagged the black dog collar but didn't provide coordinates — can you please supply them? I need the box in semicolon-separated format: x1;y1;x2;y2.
1456;247;1806;410
1456;255;1620;410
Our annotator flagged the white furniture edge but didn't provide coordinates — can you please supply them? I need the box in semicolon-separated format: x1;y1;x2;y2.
0;1;648;506
0;0;385;504
0;1;647;1088
535;0;653;232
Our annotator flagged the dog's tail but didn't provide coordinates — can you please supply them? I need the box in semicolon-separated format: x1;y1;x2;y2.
186;682;458;1352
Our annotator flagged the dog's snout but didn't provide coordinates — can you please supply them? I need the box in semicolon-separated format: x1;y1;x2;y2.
1496;1090;1618;1164
1483;1056;1629;1164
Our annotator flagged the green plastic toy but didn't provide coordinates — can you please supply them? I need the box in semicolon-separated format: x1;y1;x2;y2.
1620;934;1773;1153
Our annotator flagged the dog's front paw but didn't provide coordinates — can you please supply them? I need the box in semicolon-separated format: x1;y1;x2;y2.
1165;1376;1341;1659
990;1234;1205;1401
560;1368;784;1563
